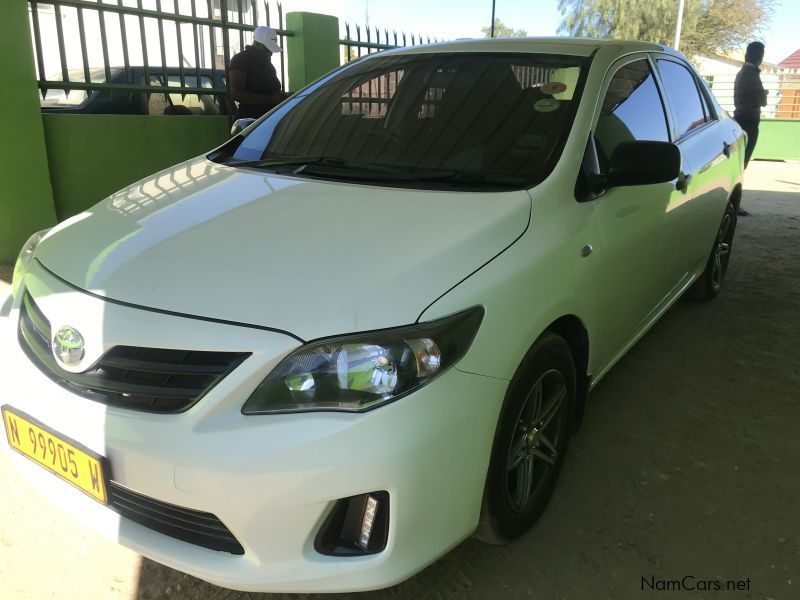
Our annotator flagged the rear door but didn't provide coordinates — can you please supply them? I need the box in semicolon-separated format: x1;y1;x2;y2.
652;56;733;273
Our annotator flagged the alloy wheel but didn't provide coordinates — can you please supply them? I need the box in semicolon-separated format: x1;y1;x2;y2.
711;212;733;293
506;369;567;512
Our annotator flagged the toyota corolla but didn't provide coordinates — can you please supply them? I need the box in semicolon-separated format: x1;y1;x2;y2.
1;38;744;593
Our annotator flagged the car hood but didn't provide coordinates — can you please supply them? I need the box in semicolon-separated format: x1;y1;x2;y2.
36;158;530;340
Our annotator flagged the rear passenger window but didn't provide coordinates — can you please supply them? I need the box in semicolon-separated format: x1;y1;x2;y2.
595;59;669;167
656;59;708;138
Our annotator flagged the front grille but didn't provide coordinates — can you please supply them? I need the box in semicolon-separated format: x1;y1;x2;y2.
18;291;250;413
108;482;244;554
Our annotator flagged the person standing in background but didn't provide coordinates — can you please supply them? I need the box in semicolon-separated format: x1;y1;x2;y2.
228;26;288;120
733;41;768;216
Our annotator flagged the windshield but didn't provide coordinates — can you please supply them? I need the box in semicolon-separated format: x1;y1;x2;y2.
211;52;588;190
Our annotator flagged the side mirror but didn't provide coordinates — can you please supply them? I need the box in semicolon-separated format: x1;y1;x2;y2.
230;118;256;137
605;141;681;188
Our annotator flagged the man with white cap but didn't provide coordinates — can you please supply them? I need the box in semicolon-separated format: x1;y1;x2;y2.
228;26;287;119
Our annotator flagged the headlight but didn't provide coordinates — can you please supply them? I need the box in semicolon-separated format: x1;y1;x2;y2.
242;306;484;414
11;229;50;300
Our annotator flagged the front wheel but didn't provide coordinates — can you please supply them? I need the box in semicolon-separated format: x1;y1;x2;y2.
475;332;575;544
689;202;736;301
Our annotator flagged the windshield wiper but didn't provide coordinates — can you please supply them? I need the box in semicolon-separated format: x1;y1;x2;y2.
291;165;528;187
224;157;527;188
294;163;454;181
223;155;339;169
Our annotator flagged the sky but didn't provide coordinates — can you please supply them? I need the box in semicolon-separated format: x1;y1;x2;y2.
285;0;800;65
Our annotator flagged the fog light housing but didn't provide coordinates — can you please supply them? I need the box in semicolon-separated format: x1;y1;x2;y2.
314;491;389;556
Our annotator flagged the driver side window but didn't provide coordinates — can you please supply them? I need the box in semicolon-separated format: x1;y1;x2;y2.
595;59;670;169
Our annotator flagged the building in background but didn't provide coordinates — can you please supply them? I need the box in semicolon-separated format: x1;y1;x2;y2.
694;54;780;118
776;49;800;119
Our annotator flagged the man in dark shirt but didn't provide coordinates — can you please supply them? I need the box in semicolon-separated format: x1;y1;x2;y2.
734;42;767;168
733;41;768;216
228;26;287;119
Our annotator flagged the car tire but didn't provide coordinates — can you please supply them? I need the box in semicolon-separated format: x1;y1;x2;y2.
688;201;736;301
475;331;575;545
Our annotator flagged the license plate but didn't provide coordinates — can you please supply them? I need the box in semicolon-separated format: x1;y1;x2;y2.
2;405;110;504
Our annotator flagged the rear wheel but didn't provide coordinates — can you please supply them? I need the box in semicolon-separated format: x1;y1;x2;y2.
689;202;736;301
475;332;575;544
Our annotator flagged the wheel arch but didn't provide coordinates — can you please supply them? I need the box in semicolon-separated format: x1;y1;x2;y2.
544;315;590;432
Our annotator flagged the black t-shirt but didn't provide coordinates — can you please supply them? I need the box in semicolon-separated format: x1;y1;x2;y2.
229;45;281;119
734;64;767;122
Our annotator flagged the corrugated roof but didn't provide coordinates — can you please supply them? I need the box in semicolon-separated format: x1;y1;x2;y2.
778;48;800;69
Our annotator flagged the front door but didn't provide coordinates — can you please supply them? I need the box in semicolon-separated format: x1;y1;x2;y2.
589;56;690;370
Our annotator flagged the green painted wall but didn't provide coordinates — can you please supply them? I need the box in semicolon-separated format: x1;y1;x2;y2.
753;119;800;161
286;12;341;92
0;1;57;263
42;115;229;219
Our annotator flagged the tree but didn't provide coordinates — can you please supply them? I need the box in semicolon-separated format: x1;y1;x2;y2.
482;18;528;38
557;0;774;59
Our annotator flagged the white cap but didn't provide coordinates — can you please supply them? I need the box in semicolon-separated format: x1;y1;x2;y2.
253;26;283;53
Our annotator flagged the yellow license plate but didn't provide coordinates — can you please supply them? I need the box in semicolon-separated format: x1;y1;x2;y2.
2;405;110;504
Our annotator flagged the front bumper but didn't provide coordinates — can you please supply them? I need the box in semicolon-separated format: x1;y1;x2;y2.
1;261;508;593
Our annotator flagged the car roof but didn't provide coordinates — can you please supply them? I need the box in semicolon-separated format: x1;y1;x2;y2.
387;37;676;59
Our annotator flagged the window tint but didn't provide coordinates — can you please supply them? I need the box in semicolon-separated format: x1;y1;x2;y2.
217;53;589;189
657;59;707;138
595;59;669;165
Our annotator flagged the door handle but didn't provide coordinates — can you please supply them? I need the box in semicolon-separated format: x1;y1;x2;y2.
722;141;732;157
676;172;692;193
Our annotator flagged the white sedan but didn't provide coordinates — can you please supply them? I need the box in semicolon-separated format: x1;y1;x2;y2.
2;37;744;593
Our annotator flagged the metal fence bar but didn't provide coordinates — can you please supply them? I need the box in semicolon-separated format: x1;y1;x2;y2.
250;0;258;32
237;0;245;55
98;4;112;82
40;0;292;35
277;1;285;90
173;0;186;88
76;4;91;84
36;81;227;95
339;21;440;65
206;0;216;85
221;0;233;125
190;0;201;85
117;0;132;85
136;0;151;86
702;73;800;120
54;3;69;84
340;39;397;51
28;0;282;116
155;0;167;70
29;2;47;89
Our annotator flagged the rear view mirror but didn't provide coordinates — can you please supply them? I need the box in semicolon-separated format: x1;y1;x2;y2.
605;141;681;187
230;118;256;137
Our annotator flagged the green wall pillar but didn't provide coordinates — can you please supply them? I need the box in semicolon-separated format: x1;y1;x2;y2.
0;1;57;263
286;12;340;92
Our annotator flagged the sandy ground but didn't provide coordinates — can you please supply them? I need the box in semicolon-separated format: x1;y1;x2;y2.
1;160;798;600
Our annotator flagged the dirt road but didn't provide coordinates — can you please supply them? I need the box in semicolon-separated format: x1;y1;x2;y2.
1;161;798;600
